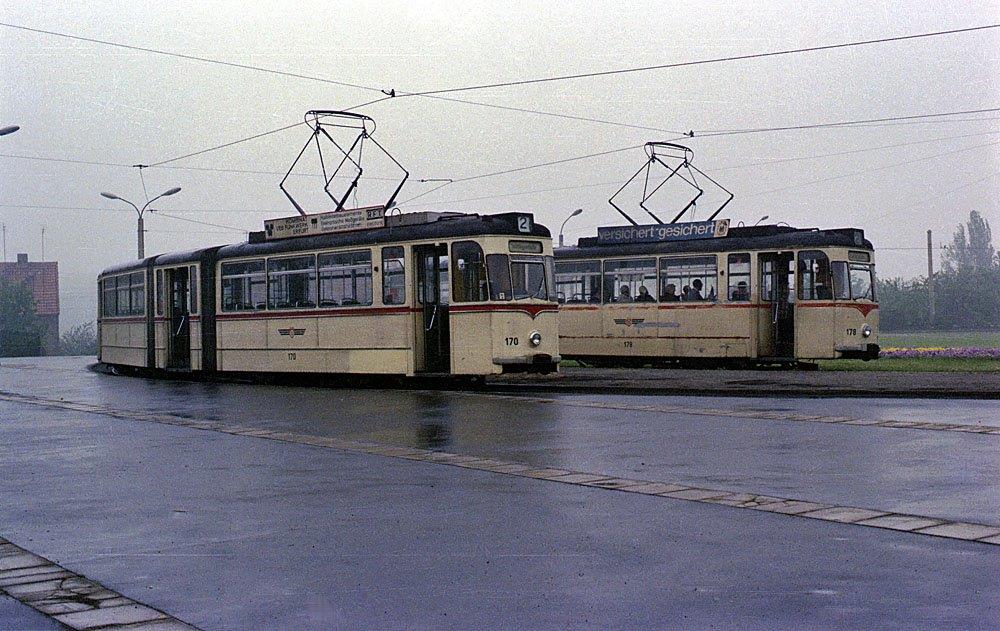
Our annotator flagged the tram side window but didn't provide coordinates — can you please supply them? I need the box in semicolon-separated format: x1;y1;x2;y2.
101;278;116;317
129;272;145;315
486;254;512;301
221;260;266;311
798;251;833;300
511;255;551;300
268;255;317;309
727;254;751;301
188;265;198;313
451;241;488;302
115;275;129;316
155;269;164;316
555;260;601;303
659;256;717;302
319;250;372;307
603;259;657;303
382;247;405;305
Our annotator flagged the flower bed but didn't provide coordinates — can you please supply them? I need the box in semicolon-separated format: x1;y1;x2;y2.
880;347;1000;359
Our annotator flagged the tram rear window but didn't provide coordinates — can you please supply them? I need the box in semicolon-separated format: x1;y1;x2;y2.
100;272;145;317
659;256;717;302
555;260;601;304
221;260;266;312
452;241;488;302
319;250;373;307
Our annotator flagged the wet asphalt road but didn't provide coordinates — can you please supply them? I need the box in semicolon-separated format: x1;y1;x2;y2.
0;356;998;629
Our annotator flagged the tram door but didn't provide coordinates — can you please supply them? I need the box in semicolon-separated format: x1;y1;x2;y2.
758;252;795;358
415;245;451;373
166;267;191;370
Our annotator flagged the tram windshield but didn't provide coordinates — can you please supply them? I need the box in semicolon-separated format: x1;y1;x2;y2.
486;254;556;301
831;260;876;301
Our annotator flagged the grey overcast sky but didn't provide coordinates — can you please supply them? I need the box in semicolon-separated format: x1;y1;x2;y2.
2;0;998;329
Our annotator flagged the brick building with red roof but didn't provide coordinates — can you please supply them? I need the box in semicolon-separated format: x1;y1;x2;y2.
1;253;60;354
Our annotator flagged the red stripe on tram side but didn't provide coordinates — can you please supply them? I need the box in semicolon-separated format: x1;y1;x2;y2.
449;304;559;318
798;302;879;317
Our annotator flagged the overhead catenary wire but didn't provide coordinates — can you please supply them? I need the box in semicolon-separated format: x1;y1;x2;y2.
404;24;1000;96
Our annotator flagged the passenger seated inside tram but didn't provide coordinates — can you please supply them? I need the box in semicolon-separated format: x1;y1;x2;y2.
661;283;679;302
635;286;655;302
685;279;705;301
680;285;690;301
617;285;632;302
731;281;750;301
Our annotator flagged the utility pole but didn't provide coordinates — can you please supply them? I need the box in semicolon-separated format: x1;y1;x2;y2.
2;223;6;262
927;229;935;326
41;226;45;260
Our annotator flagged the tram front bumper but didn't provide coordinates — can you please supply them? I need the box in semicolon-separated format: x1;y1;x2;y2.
493;354;561;366
836;343;880;361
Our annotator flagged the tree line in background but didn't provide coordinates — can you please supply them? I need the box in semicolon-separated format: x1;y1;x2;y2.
877;211;999;331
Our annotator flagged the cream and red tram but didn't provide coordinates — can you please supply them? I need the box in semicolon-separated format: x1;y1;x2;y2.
98;211;560;378
554;220;880;367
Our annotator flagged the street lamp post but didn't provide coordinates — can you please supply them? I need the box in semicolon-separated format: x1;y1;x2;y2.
559;208;584;247
753;215;770;226
101;187;182;258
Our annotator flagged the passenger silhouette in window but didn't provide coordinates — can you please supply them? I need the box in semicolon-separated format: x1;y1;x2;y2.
661;283;679;302
617;285;632;302
636;286;655;302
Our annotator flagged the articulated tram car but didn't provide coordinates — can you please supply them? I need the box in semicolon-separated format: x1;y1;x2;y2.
98;211;560;378
554;222;880;366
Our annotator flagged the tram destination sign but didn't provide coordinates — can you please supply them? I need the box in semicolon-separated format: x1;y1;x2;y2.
264;206;386;240
596;219;730;244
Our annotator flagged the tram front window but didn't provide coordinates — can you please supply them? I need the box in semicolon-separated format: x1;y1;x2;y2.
511;256;548;300
451;241;488;302
849;263;875;301
831;260;875;300
798;251;833;300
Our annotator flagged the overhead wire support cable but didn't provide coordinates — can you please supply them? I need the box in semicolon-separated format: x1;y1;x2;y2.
0;22;384;93
405;24;1000;96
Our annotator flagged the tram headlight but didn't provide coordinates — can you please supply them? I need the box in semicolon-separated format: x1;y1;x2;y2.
861;324;872;338
529;330;543;347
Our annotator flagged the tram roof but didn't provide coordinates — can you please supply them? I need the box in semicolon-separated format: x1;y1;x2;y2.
216;211;549;260
557;225;873;259
99;211;551;276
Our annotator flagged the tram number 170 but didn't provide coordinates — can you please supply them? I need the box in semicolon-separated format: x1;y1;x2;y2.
505;337;519;346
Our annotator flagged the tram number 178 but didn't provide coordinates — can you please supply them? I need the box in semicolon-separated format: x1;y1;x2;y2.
846;328;857;336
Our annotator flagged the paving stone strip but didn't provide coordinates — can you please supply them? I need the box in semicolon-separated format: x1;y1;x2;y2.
0;538;200;630
437;390;1000;437
3;390;999;549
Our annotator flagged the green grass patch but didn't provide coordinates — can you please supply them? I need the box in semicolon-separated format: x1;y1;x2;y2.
880;331;1000;348
819;357;1000;372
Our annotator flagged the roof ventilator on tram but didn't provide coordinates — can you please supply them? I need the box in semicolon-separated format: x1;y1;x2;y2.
279;110;410;216
608;142;733;225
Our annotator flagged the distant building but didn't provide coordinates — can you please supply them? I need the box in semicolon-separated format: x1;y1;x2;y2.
0;253;60;354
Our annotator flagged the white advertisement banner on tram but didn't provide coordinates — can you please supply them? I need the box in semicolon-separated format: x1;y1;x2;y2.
264;206;386;240
597;219;730;245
